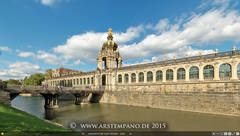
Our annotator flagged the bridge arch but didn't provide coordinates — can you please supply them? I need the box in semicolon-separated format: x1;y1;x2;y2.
203;65;214;80
177;68;185;80
219;63;232;80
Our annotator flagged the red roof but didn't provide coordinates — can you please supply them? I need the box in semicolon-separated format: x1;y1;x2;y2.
57;67;79;73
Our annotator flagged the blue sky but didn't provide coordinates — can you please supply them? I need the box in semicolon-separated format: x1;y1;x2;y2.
0;0;240;80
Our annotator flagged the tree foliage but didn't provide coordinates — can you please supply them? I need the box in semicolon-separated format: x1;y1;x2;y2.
23;73;45;86
6;79;22;85
2;69;52;86
23;69;52;86
45;69;52;78
0;80;7;88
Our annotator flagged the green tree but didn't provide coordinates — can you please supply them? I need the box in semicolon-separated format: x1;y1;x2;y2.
22;69;52;86
6;79;22;85
24;73;45;86
0;80;7;88
45;69;52;78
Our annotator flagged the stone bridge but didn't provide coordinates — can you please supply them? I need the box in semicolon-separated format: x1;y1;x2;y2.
1;85;106;109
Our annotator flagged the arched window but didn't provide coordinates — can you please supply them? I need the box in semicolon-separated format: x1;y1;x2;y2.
91;77;94;84
177;68;185;80
124;74;129;83
80;78;82;85
77;79;79;85
131;73;136;83
166;69;173;81
84;78;86;84
147;71;153;82
203;65;214;79
189;66;199;79
73;79;76;85
219;63;231;79
139;72;144;82
156;70;163;81
118;74;122;83
87;78;90;84
238;63;240;78
67;80;69;86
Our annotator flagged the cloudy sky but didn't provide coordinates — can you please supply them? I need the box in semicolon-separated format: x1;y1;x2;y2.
0;0;240;80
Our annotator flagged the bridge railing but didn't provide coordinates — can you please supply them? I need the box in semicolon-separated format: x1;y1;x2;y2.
5;85;108;93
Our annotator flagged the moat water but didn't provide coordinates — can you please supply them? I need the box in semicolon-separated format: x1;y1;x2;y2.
11;95;240;131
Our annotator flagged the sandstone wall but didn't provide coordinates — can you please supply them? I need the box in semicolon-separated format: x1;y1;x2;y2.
100;82;240;116
0;90;11;105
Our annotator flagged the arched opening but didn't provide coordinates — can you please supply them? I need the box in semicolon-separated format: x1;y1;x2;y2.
139;72;144;82
124;74;129;83
238;63;240;78
84;78;86;84
116;58;119;68
203;65;214;80
131;73;136;83
91;77;94;84
147;71;153;82
156;70;162;81
118;74;122;83
166;69;173;81
102;57;107;70
177;68;185;80
189;66;199;79
87;78;90;84
219;63;231;79
102;75;106;86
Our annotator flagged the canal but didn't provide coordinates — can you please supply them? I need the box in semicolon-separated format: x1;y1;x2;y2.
11;95;240;131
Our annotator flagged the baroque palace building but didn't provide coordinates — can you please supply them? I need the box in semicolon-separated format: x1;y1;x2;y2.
45;28;240;89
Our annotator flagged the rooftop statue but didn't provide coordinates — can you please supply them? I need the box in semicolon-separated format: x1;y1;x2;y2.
102;28;118;51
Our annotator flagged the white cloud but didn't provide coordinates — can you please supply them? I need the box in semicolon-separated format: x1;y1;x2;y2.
17;1;240;67
53;25;143;62
0;62;43;80
36;50;61;65
17;50;62;65
120;5;240;60
18;52;35;58
27;45;32;48
73;59;85;65
0;46;11;52
54;4;238;64
38;0;71;6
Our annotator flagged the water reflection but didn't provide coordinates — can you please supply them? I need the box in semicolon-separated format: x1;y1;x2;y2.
11;95;45;118
11;96;240;131
45;109;57;120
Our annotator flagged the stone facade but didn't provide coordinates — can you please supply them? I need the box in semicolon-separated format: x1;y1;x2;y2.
44;29;240;116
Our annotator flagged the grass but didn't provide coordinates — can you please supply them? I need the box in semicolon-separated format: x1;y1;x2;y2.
0;102;72;136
